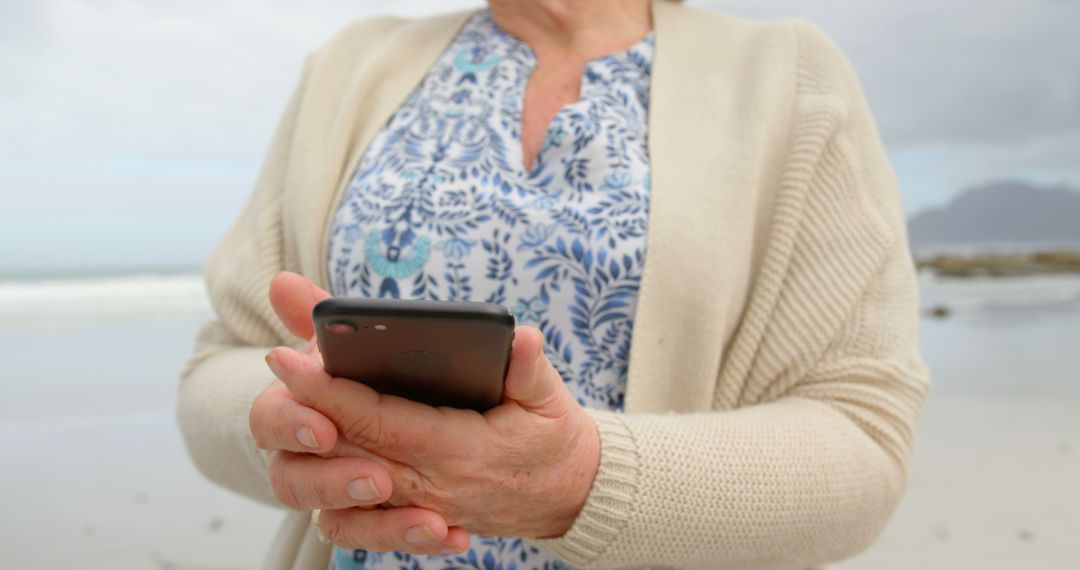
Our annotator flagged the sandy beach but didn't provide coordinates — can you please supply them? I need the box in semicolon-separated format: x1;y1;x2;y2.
843;395;1079;569
1;272;1077;569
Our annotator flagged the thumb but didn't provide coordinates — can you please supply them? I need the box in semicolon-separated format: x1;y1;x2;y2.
503;326;568;418
269;271;332;341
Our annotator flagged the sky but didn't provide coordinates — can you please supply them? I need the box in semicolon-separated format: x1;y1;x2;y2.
1;0;1077;271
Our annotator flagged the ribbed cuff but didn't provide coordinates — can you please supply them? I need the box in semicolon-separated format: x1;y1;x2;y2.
530;408;641;568
178;342;280;507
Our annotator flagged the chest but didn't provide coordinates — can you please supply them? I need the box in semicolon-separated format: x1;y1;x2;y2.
326;13;657;412
519;60;586;172
286;6;800;418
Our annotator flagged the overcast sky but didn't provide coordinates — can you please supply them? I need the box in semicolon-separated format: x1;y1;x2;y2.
1;0;1077;270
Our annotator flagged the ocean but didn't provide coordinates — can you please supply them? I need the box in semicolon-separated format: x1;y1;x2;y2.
1;269;1077;568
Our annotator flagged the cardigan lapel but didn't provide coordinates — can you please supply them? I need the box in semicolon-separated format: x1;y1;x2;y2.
624;1;763;413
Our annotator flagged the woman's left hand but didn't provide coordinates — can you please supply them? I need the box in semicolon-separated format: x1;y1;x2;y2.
265;272;600;549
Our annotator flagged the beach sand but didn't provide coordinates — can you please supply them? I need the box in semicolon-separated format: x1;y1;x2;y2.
842;395;1079;569
1;273;1077;568
4;394;1075;568
0;305;283;569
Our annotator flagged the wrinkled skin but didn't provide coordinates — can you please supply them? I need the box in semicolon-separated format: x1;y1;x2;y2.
248;272;600;554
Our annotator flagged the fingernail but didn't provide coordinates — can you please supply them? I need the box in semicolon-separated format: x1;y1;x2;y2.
311;509;330;544
296;426;319;449
441;546;463;555
347;477;381;502
534;330;545;363
404;525;438;545
265;351;280;372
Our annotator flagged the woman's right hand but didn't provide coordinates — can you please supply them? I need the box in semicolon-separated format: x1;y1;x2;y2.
246;272;471;554
251;375;387;510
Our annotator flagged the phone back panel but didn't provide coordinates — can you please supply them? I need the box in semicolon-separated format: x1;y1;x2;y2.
313;298;515;411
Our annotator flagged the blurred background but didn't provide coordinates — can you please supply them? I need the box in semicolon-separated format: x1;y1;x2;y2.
1;0;1077;568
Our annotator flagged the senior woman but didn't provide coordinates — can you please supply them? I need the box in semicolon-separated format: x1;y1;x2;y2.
178;0;928;568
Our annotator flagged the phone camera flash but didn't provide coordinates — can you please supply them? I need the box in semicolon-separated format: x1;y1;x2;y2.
328;321;356;334
374;324;388;331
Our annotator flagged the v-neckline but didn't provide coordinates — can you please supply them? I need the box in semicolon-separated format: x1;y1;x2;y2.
311;1;751;415
481;10;655;178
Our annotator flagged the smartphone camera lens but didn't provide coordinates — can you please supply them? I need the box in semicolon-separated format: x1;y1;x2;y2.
328;321;356;334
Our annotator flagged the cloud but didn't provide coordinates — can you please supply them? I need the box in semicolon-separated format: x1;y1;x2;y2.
694;0;1080;148
890;131;1080;213
0;0;482;161
0;0;481;268
0;0;1076;267
691;0;1080;212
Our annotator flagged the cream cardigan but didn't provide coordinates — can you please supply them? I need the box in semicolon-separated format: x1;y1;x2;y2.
178;2;929;569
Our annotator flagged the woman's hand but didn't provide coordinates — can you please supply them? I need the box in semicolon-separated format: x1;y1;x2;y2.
251;374;471;553
266;323;600;540
252;272;601;552
249;273;472;554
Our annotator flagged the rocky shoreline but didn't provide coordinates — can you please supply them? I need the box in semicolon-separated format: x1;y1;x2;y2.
915;250;1080;319
915;250;1080;278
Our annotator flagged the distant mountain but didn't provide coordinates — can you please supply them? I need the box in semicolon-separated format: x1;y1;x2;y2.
908;181;1080;246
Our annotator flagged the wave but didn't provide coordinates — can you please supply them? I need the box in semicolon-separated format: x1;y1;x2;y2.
0;273;211;322
4;269;1078;323
919;272;1080;313
912;240;1080;258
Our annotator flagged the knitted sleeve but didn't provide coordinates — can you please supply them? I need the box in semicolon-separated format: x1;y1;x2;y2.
176;56;314;507
532;22;929;569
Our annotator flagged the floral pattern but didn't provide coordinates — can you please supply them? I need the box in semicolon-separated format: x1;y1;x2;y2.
327;10;653;570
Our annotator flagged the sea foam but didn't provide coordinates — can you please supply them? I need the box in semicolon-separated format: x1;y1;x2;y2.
0;273;211;322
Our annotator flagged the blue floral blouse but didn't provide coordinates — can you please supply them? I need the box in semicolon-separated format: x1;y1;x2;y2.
326;10;654;570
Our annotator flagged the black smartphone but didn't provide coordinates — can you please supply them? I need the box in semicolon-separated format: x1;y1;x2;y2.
312;297;515;412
